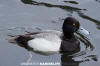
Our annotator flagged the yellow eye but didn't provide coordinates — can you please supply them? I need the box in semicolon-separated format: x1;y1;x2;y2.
73;23;76;26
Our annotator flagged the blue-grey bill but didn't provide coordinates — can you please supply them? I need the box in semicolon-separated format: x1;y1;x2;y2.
76;26;90;40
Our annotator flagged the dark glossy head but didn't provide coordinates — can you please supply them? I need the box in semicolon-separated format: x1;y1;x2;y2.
62;17;80;39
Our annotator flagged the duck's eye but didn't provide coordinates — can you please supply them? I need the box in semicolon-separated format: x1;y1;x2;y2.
73;23;76;26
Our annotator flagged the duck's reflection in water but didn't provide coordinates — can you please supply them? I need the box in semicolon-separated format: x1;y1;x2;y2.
61;54;79;66
60;45;80;66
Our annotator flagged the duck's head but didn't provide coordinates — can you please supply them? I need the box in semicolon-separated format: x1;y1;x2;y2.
62;17;89;39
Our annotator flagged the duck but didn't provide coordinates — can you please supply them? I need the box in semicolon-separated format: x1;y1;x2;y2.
8;17;89;55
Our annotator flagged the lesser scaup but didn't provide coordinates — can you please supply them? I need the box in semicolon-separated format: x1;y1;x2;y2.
8;17;89;55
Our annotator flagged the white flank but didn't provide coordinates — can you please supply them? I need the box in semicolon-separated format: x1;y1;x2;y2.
28;38;61;53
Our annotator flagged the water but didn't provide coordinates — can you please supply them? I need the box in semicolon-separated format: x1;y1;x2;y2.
0;0;100;66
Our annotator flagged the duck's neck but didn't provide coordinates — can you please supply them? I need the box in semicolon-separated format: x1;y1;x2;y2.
63;32;74;40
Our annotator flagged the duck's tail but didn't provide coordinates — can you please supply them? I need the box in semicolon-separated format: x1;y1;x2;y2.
8;36;18;43
8;35;32;43
8;35;33;51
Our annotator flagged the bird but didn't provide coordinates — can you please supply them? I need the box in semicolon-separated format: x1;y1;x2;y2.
8;17;89;55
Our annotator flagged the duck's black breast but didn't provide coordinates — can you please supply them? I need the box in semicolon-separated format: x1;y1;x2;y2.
60;36;80;53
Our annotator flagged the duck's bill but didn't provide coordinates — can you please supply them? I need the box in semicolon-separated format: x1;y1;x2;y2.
76;26;90;39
